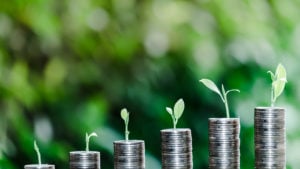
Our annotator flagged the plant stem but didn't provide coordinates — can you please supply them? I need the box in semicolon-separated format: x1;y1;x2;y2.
222;85;230;118
172;115;176;129
85;133;89;151
125;120;129;141
224;95;230;118
34;141;41;166
271;85;275;107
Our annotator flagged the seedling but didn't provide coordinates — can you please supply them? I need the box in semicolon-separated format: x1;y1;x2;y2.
199;79;240;118
121;108;130;141
85;132;98;151
34;140;41;166
166;98;185;129
268;63;287;107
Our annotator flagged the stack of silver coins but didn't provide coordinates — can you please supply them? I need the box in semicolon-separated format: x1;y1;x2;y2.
209;118;240;169
255;107;285;168
69;151;100;169
161;128;193;169
24;164;55;169
113;140;145;169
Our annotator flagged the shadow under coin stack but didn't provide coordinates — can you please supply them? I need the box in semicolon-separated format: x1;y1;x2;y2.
209;118;240;169
69;151;100;169
161;128;193;169
255;107;286;169
114;140;145;169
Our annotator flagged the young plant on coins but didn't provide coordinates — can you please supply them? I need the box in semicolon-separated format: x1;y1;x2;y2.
254;63;287;169
166;98;185;129
161;98;193;169
113;108;145;169
199;78;241;169
24;140;55;169
69;132;101;169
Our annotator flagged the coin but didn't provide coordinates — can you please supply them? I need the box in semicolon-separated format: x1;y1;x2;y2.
69;151;100;169
114;140;145;169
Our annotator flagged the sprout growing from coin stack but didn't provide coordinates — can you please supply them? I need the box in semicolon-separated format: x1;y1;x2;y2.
161;98;193;169
200;79;240;169
113;108;145;169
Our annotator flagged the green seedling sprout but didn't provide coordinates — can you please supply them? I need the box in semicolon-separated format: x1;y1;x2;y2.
267;63;287;107
121;108;130;141
166;98;185;129
85;132;98;151
34;140;41;166
199;79;240;118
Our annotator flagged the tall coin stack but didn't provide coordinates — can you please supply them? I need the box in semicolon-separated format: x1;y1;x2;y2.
161;128;193;169
25;164;55;169
209;118;240;169
69;151;100;169
255;107;285;168
114;140;145;169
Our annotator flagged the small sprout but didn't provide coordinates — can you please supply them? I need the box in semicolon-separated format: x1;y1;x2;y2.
268;63;287;107
166;98;185;129
199;79;240;118
34;140;41;166
121;108;130;141
85;132;98;151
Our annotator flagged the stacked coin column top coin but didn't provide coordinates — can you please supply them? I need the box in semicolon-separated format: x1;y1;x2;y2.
255;107;286;169
161;128;193;169
114;140;145;169
209;118;240;169
24;164;55;169
69;151;100;169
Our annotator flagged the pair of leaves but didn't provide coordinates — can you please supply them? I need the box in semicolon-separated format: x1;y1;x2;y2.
199;79;240;118
268;63;287;106
166;98;185;128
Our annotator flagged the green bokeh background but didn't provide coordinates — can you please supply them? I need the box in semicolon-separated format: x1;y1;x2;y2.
0;0;300;168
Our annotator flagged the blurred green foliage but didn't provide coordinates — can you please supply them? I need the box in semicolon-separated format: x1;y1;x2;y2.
0;0;300;168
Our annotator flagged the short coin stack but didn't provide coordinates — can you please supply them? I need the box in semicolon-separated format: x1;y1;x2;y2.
255;107;285;168
113;140;145;169
161;128;193;169
69;151;100;169
209;118;240;169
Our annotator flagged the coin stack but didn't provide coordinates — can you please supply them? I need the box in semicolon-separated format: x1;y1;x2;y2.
161;128;193;169
69;151;100;169
209;118;240;169
24;164;55;169
255;107;285;169
114;140;145;169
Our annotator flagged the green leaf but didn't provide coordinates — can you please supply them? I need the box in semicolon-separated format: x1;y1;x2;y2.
199;79;222;99
267;71;275;81
121;108;129;121
174;99;185;120
166;107;173;115
225;89;240;95
273;80;286;101
273;64;287;102
89;132;98;137
275;64;287;82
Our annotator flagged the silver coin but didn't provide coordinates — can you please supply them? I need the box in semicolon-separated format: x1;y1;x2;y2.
114;140;145;169
24;164;55;169
161;128;193;169
69;151;100;169
254;107;286;169
209;118;240;169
